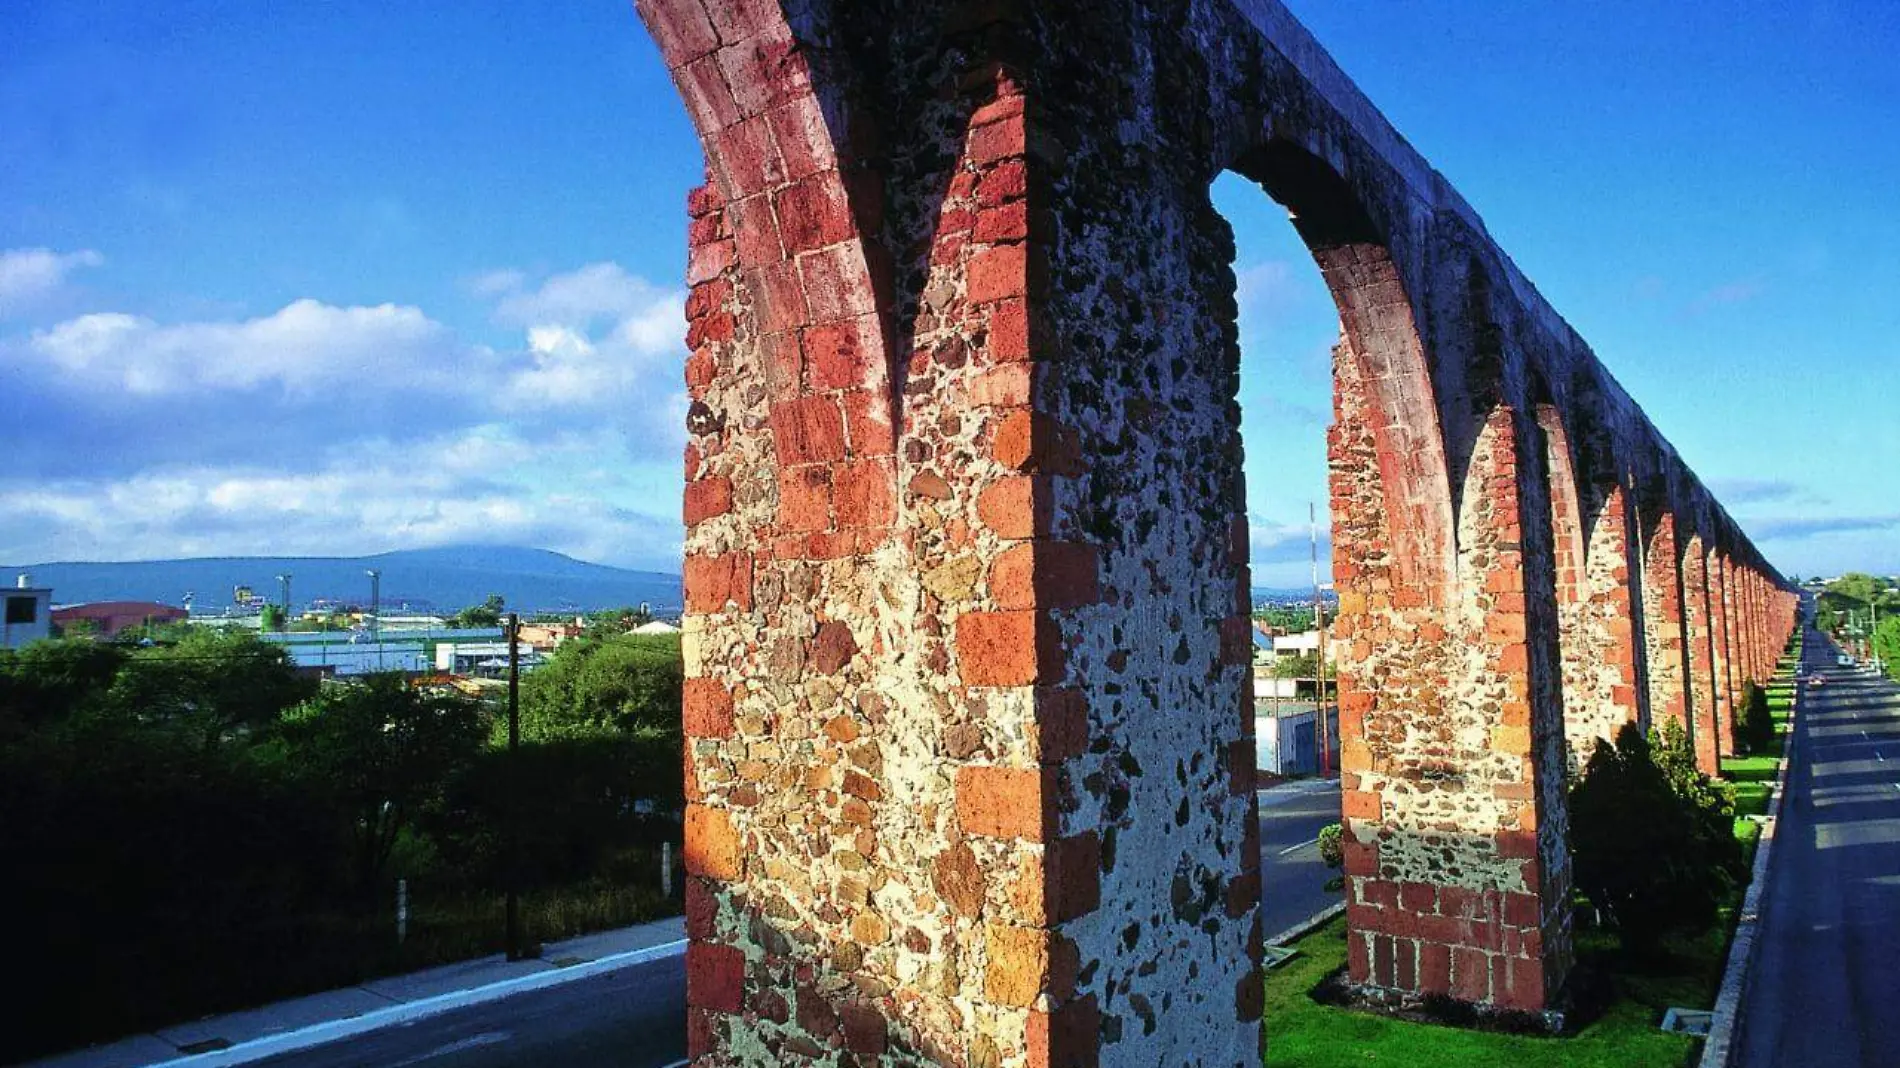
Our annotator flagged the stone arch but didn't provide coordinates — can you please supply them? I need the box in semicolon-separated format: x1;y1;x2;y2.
1532;385;1648;767
1214;143;1578;1011
1636;478;1692;735
639;2;1796;1060
1228;139;1456;608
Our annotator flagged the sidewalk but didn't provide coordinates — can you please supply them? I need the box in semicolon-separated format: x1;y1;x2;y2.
28;915;686;1068
1256;773;1341;808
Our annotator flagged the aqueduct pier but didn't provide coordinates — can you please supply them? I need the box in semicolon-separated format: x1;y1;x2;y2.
637;1;1800;1063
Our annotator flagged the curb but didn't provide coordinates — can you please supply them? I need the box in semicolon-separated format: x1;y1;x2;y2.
144;938;688;1068
1700;638;1803;1068
1267;901;1346;948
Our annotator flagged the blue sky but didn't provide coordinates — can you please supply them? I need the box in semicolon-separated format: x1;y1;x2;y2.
2;1;1895;586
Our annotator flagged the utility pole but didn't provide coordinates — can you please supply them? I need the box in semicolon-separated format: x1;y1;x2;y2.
1311;502;1331;777
277;573;292;626
366;569;382;669
505;612;523;960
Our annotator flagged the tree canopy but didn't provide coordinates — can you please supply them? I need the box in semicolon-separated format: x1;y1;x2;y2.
517;632;683;741
449;594;506;629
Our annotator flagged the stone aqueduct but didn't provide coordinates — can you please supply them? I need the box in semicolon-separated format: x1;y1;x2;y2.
636;0;1801;1063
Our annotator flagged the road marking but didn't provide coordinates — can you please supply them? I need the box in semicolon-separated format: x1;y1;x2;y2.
146;939;689;1067
389;1032;511;1067
1278;836;1321;856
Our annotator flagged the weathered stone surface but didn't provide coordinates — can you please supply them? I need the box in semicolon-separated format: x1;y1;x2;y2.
637;0;1800;1062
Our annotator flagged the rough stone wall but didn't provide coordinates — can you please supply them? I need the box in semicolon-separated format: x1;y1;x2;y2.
638;0;1800;1058
1641;511;1691;735
1708;548;1736;761
1542;418;1642;771
1748;570;1763;676
1337;400;1574;1013
1681;537;1722;775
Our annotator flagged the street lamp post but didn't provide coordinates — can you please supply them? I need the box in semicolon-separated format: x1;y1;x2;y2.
504;612;523;960
366;569;382;670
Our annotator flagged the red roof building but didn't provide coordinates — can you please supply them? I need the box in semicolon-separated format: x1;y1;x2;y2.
52;602;189;638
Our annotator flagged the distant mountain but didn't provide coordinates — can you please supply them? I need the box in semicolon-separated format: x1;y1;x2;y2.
3;546;681;616
1252;586;1336;603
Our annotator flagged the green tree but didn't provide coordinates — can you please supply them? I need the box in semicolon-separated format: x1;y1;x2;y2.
449;594;506;629
1827;572;1886;606
1875;616;1900;682
517;633;683;741
584;604;656;632
1735;681;1775;755
1569;722;1744;954
1273;651;1320;679
429;733;683;889
1250;605;1314;631
260;604;288;631
276;674;486;894
104;629;314;751
0;637;127;735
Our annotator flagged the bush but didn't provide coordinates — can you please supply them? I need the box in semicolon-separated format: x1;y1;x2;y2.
1317;823;1344;870
1735;682;1775;755
1568;722;1744;955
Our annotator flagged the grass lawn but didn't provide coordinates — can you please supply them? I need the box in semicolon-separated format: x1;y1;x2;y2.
1263;660;1799;1067
1264;919;1708;1067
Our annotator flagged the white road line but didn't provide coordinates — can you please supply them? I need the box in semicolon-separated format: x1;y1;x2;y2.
147;939;689;1068
1278;836;1321;856
388;1032;510;1068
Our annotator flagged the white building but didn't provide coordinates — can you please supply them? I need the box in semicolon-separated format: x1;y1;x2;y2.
1272;630;1322;657
3;574;54;650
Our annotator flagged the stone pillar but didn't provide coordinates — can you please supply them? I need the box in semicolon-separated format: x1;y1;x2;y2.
1710;550;1737;760
1743;568;1764;683
1756;573;1774;677
1681;539;1721;775
1640;513;1690;735
1550;476;1645;769
1336;399;1573;1016
650;4;1264;1063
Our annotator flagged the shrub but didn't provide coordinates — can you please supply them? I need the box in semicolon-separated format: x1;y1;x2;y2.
1735;682;1775;755
1317;822;1344;870
1568;722;1744;955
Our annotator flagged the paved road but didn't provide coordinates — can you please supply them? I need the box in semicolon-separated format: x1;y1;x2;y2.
251;954;684;1068
255;778;1341;1067
1257;776;1346;936
1738;630;1900;1068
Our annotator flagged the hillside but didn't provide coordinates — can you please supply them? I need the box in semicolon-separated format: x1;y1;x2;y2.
4;546;681;616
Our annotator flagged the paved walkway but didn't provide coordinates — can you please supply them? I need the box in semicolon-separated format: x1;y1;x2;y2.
28;917;685;1068
1736;632;1900;1068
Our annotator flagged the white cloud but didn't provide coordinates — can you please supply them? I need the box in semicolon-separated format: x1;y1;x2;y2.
0;426;683;569
1248;511;1326;565
466;268;526;298
0;260;692;566
16;298;463;396
0;248;103;320
489;261;677;331
487;263;688;451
